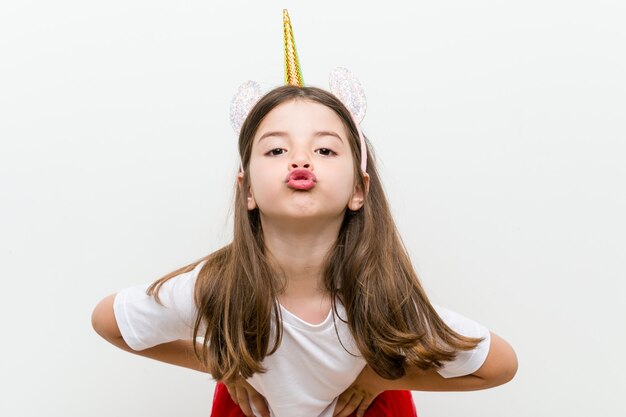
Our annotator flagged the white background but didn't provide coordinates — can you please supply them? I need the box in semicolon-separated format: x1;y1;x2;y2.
1;1;625;416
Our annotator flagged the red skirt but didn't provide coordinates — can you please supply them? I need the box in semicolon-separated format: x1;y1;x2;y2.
210;382;417;417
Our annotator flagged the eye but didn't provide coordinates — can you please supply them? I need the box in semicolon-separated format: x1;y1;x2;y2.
316;148;336;156
266;148;286;156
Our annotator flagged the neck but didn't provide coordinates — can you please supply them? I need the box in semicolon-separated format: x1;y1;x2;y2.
260;213;343;299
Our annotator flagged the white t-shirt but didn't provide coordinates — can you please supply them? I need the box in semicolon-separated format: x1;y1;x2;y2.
114;261;491;417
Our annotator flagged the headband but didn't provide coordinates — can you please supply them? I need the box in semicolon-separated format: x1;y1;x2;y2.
229;9;368;172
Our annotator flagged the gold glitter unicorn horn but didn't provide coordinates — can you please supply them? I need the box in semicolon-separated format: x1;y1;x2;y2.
283;9;304;87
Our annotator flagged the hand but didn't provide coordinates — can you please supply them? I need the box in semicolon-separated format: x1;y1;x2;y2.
223;378;270;417
333;365;387;417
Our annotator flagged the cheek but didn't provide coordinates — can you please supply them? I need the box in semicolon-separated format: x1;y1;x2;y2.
339;163;358;189
341;180;358;203
328;168;358;204
248;165;279;201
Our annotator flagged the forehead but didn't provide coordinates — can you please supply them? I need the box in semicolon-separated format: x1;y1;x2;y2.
254;99;348;141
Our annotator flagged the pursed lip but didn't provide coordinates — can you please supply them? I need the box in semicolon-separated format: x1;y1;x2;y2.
285;169;317;190
285;168;317;183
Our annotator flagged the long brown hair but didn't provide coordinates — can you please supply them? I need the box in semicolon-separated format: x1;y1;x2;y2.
148;85;483;383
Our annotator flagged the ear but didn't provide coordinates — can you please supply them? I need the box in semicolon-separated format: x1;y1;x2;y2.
237;171;257;210
348;172;370;211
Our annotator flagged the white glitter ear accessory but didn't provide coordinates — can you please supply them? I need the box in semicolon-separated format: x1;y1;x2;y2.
229;80;262;134
328;67;368;172
328;67;367;124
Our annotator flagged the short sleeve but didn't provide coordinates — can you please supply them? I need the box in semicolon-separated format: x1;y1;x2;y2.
433;304;491;378
113;261;205;351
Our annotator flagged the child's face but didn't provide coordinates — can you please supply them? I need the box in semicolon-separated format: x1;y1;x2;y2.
241;99;365;222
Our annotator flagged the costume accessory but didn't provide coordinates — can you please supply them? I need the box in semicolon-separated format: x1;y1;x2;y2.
283;9;304;87
230;9;368;172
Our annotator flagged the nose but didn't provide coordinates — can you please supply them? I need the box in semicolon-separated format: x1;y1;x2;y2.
290;160;311;169
289;147;312;170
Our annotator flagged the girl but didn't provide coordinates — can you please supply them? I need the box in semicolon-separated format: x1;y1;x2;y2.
91;85;518;417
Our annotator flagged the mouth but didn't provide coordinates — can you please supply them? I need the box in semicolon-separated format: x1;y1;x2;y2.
285;169;317;190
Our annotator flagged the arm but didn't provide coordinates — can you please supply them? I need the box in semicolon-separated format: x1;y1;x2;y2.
380;331;517;391
92;293;270;417
91;293;209;373
333;332;517;417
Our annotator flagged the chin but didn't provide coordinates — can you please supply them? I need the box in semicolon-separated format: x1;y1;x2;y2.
260;209;343;223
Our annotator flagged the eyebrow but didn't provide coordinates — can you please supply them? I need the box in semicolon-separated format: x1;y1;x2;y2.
257;130;344;143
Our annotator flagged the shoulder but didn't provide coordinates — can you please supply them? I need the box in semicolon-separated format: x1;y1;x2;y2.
119;261;205;310
432;304;489;336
